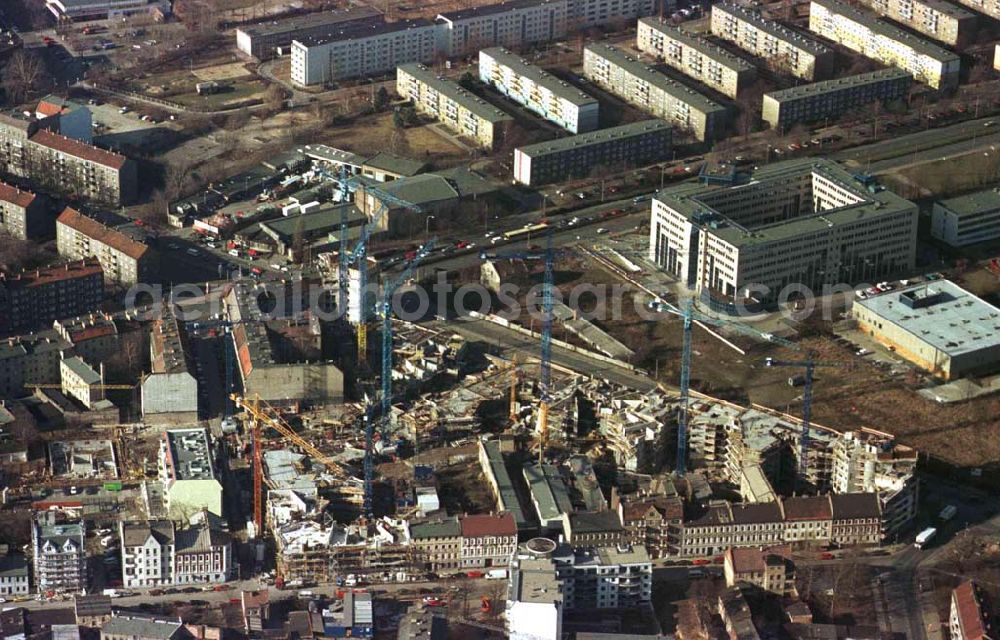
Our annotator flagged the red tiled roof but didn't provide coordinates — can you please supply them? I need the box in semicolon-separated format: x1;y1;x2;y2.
30;129;127;170
0;258;102;289
460;513;516;537
36;101;65;117
0;181;37;209
56;207;149;261
954;581;989;640
64;324;116;343
727;547;766;574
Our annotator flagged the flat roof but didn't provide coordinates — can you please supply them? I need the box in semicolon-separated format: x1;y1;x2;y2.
584;43;727;115
523;463;573;522
639;18;755;72
510;557;562;604
854;279;1000;358
596;544;651;565
714;2;831;56
238;7;382;38
654;158;915;248
293;18;435;47
517;119;670;157
163;428;216;481
398;63;513;124
936;187;1000;218
764;68;911;102
811;0;961;62
481;47;599;107
438;0;561;21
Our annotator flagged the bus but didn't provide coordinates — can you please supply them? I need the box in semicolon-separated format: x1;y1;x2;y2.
503;223;548;241
915;527;937;549
938;505;957;522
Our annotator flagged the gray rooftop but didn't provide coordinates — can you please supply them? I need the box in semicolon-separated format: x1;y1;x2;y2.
121;520;173;547
61;356;101;384
0;555;27;579
936;187;1000;218
854;279;1000;358
524;463;574;523
811;0;961;62
481;47;600;107
765;68;912;102
238;7;382;38
516;119;670;157
363;151;427;177
480;440;530;528
101;615;182;640
595;544;651;566
714;2;831;55
639;18;755;72
163;428;216;481
398;63;513;124
409;517;462;539
584;43;727;115
293;18;435;47
300;144;368;167
509;557;562;604
654;158;915;248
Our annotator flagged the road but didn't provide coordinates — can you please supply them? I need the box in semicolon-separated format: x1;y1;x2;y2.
833;116;1000;168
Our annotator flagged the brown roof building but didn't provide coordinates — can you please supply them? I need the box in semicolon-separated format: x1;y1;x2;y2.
459;513;517;569
0;181;49;239
55;208;156;286
951;580;994;640
724;545;796;596
0;259;104;334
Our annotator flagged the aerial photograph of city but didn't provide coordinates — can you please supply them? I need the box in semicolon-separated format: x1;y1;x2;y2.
0;0;999;637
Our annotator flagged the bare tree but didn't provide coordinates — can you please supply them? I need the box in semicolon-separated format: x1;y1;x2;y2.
2;50;45;106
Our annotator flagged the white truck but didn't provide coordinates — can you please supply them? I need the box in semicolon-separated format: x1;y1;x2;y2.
938;505;957;522
486;569;508;580
915;527;937;549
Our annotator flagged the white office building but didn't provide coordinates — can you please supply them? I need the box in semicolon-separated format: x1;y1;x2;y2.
480;47;599;133
931;187;1000;247
648;159;918;305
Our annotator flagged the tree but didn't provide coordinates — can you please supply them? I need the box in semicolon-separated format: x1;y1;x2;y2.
373;86;389;112
393;105;417;129
458;72;476;91
263;83;288;114
2;50;45;106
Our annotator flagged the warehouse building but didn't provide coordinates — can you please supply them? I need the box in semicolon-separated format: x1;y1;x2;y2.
648;159;917;306
55;207;157;286
853;280;1000;380
436;0;568;58
290;19;439;85
809;0;961;90
762;68;912;130
513;119;672;186
854;0;976;46
480;48;599;134
583;43;727;142
397;63;514;150
711;2;833;81
0;259;104;335
931;188;1000;247
235;7;384;60
44;0;170;21
0;181;49;240
159;427;224;519
637;18;756;99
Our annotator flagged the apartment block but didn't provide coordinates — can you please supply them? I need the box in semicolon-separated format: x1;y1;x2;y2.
711;2;833;80
0;259;104;335
60;355;106;409
436;0;568;58
0;115;135;207
235;7;384;60
56;207;156;286
648;159;917;305
932;187;1000;247
507;555;563;640
409;518;462;572
0;555;29;596
460;514;517;568
762;68;912;130
569;0;658;27
809;0;961;90
141;303;198;421
397;63;514;150
583;43;727;142
950;581;994;640
0;181;48;239
121;519;233;588
33;512;86;594
290;19;439;85
723;546;796;596
480;47;599;133
637;18;756;99
855;0;976;46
